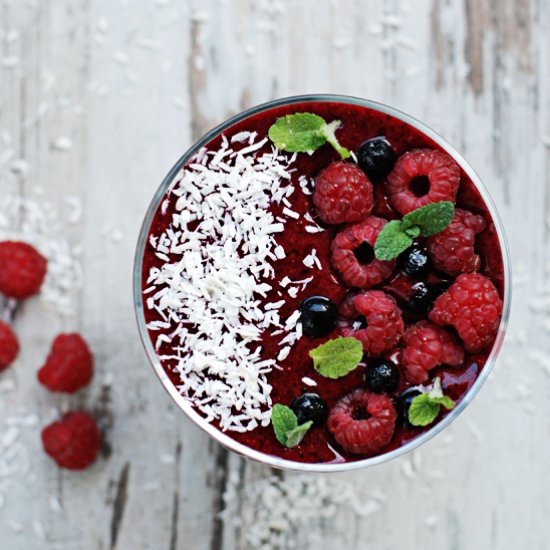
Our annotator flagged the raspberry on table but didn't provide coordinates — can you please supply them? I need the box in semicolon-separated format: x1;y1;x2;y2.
429;273;503;353
0;241;47;299
41;411;101;470
400;321;464;384
327;388;397;455
339;290;404;356
426;208;486;275
384;149;460;215
313;161;374;224
0;320;19;371
331;216;396;288
38;333;94;393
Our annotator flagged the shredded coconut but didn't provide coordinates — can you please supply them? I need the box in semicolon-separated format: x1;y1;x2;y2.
145;134;299;431
221;469;386;548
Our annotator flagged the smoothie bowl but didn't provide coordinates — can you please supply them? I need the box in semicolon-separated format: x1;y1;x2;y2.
134;95;511;472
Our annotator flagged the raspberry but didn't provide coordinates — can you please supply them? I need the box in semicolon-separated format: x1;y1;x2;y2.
327;389;397;455
400;321;464;384
0;241;47;299
313;161;373;224
41;411;101;470
331;216;396;288
426;208;486;275
429;273;503;353
339;290;404;356
0;320;19;371
384;149;460;215
38;333;94;393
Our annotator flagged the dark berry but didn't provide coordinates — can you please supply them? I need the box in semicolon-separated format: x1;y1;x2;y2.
408;281;451;314
397;388;423;426
290;393;329;426
398;245;430;279
300;296;337;337
357;137;397;179
364;359;399;393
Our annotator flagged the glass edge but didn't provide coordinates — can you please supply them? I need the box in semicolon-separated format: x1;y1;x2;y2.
133;93;512;473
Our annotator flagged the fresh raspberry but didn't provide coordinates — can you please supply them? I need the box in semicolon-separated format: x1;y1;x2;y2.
0;241;47;299
331;216;396;288
339;290;404;356
41;411;101;470
313;161;374;224
429;273;503;353
327;389;397;455
384;149;460;215
0;320;19;371
426;208;486;275
38;333;94;393
400;321;464;384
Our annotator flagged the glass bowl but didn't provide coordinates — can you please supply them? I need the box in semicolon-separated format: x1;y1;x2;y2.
133;94;511;473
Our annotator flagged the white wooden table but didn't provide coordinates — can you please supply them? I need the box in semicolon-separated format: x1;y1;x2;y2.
0;1;547;548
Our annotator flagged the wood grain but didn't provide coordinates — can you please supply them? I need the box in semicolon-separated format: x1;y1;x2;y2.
0;1;547;549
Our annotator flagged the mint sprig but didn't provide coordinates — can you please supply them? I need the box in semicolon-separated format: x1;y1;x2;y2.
268;113;351;159
271;404;313;448
309;336;363;379
408;378;455;427
374;201;455;261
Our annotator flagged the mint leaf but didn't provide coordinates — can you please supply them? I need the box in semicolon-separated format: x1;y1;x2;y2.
402;201;454;237
285;420;313;447
271;404;313;448
408;380;455;427
268;113;350;159
374;201;455;261
271;404;298;445
408;394;441;426
309;337;363;379
374;220;413;261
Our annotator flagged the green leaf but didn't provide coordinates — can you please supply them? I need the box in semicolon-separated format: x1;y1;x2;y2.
271;404;298;445
285;420;314;448
268;113;327;153
402;201;455;237
268;113;350;159
408;383;456;427
408;394;441;426
309;337;363;379
404;225;421;238
374;220;413;261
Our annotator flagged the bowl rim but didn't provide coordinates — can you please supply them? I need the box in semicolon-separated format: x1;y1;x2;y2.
133;93;512;473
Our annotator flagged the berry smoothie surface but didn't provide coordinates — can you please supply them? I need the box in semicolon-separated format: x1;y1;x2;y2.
140;99;506;465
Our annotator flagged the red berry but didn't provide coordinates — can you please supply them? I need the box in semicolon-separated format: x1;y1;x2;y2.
429;273;503;353
0;320;19;371
38;334;94;393
400;321;464;384
0;241;47;299
313;161;374;224
327;389;396;455
331;216;396;288
41;411;101;470
426;208;486;275
384;149;460;215
339;290;404;356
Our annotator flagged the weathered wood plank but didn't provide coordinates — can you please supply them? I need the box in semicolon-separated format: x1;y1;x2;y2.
0;0;548;549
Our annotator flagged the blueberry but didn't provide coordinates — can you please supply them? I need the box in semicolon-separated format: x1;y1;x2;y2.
397;388;422;426
364;359;399;393
300;296;337;337
398;245;430;279
408;281;450;314
356;137;397;178
290;393;328;426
